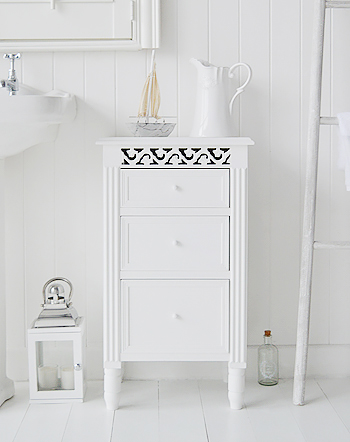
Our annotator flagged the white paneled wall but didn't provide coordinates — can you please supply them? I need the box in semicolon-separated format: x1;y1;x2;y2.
4;0;350;381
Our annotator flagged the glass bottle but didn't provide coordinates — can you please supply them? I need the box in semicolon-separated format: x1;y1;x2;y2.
258;330;279;386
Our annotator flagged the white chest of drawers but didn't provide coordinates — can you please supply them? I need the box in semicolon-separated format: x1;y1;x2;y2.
98;137;254;410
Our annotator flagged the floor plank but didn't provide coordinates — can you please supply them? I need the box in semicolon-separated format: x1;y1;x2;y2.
244;379;306;442
317;378;350;434
199;380;257;442
13;402;72;442
62;381;114;442
158;380;208;442
278;379;350;442
111;380;159;442
0;382;29;442
3;379;350;442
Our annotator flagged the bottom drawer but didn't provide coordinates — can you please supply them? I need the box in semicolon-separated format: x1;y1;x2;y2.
121;280;229;360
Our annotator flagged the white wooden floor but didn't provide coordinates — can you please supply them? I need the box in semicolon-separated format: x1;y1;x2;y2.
1;378;350;442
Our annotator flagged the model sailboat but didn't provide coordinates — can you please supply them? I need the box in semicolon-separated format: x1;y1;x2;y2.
127;50;175;137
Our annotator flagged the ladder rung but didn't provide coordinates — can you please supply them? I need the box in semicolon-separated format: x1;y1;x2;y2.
326;1;350;7
314;241;350;249
320;116;338;125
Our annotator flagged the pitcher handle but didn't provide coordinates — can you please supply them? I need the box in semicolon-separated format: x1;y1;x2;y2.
228;63;252;115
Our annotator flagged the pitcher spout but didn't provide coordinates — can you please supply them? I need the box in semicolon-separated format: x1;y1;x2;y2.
190;58;216;70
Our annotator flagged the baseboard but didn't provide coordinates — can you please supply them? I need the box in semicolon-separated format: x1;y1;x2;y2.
7;344;350;381
247;344;350;379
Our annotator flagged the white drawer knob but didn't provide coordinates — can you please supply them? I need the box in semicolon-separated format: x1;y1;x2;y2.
172;184;179;191
172;240;180;246
172;313;180;319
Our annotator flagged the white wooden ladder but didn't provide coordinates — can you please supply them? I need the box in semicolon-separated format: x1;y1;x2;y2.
293;0;350;406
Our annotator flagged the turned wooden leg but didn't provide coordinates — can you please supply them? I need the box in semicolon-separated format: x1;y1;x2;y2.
104;368;122;410
228;366;245;410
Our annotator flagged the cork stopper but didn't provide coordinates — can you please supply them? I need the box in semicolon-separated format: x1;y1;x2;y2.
264;330;271;337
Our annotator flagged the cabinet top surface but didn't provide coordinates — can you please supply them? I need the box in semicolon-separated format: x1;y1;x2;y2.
96;137;254;147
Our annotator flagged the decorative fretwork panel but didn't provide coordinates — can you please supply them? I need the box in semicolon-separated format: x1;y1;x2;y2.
121;146;231;166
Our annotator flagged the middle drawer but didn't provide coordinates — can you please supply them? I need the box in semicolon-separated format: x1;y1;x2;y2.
121;216;229;275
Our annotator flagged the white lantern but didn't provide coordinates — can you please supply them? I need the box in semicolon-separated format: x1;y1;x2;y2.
27;278;85;403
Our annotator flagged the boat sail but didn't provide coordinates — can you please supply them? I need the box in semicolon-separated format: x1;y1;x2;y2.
138;50;160;121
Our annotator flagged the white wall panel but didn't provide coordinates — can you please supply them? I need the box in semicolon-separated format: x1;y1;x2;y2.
329;9;350;345
84;52;115;375
154;0;178;133
177;0;209;136
4;0;350;380
209;0;240;135
23;142;55;333
22;53;53;91
53;52;86;323
5;154;25;380
209;0;239;67
269;0;301;345
115;51;147;136
240;0;271;345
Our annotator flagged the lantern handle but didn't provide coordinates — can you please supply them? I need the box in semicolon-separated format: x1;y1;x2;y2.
42;277;73;305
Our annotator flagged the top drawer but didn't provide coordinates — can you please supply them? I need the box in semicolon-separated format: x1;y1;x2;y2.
120;169;229;208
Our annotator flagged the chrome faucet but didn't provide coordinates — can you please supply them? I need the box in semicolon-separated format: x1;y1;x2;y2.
0;53;21;96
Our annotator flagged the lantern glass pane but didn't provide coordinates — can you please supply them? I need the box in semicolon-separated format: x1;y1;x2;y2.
36;341;75;391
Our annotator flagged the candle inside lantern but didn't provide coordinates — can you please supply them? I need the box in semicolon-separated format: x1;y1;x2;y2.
60;365;75;390
38;365;58;390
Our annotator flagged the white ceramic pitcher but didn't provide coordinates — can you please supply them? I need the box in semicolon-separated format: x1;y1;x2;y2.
190;59;252;137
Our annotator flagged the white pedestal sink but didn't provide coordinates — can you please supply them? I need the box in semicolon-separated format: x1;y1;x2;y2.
0;84;76;406
0;84;76;158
